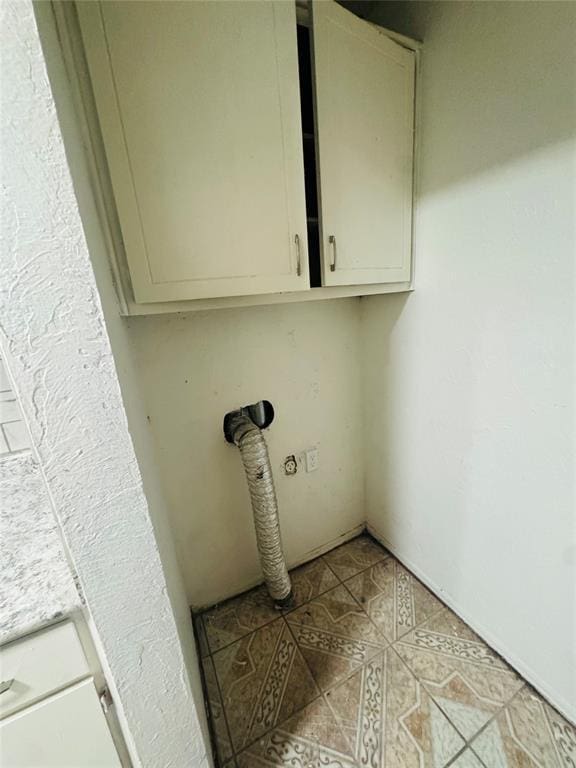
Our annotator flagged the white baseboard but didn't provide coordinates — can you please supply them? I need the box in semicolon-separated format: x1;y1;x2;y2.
289;522;366;569
367;522;576;726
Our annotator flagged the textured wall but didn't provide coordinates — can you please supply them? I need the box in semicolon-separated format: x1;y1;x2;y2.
0;2;210;765
362;0;576;722
128;299;365;607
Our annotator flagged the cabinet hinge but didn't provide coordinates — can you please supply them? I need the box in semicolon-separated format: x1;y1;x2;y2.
99;686;113;714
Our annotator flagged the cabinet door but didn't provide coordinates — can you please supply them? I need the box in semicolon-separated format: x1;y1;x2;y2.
77;1;308;302
312;1;415;286
0;620;89;719
0;679;121;767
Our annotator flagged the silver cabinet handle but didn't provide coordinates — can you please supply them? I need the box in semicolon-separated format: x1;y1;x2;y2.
295;234;302;276
329;235;337;272
0;679;14;694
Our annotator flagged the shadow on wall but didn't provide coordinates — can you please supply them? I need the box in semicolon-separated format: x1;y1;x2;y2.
338;1;379;21
361;0;576;720
368;0;576;194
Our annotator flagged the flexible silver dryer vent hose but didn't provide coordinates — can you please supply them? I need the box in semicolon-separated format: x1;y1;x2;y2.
230;414;292;607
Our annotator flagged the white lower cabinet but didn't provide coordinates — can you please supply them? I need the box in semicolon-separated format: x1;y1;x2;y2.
0;620;89;719
0;622;122;768
0;679;121;768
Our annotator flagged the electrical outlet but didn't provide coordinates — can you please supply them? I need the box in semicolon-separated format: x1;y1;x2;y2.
284;455;297;476
304;446;319;473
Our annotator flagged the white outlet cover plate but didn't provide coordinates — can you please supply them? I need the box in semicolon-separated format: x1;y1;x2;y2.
305;447;319;472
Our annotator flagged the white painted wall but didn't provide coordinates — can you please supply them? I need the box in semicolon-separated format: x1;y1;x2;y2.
1;2;211;765
128;299;365;607
362;1;576;722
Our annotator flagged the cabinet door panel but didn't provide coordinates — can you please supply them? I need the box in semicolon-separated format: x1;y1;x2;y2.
78;1;308;302
0;621;88;719
0;680;121;767
312;1;415;286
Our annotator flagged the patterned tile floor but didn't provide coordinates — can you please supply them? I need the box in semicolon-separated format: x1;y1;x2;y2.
194;534;575;768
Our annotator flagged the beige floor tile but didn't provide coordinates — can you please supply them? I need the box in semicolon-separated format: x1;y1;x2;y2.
236;696;356;768
203;584;279;652
286;583;387;691
323;534;389;580
199;549;572;768
451;749;485;768
201;655;233;764
395;607;523;740
471;686;576;767
346;557;444;642
286;557;340;610
212;617;319;754
326;646;464;767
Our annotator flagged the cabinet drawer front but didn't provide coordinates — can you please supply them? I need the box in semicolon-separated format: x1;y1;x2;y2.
0;678;121;767
0;621;89;719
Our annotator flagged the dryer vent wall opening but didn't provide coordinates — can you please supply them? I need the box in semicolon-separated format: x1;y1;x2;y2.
224;404;293;608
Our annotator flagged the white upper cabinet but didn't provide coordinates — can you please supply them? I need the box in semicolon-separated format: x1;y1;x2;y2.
74;0;418;311
312;1;415;286
77;1;309;302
